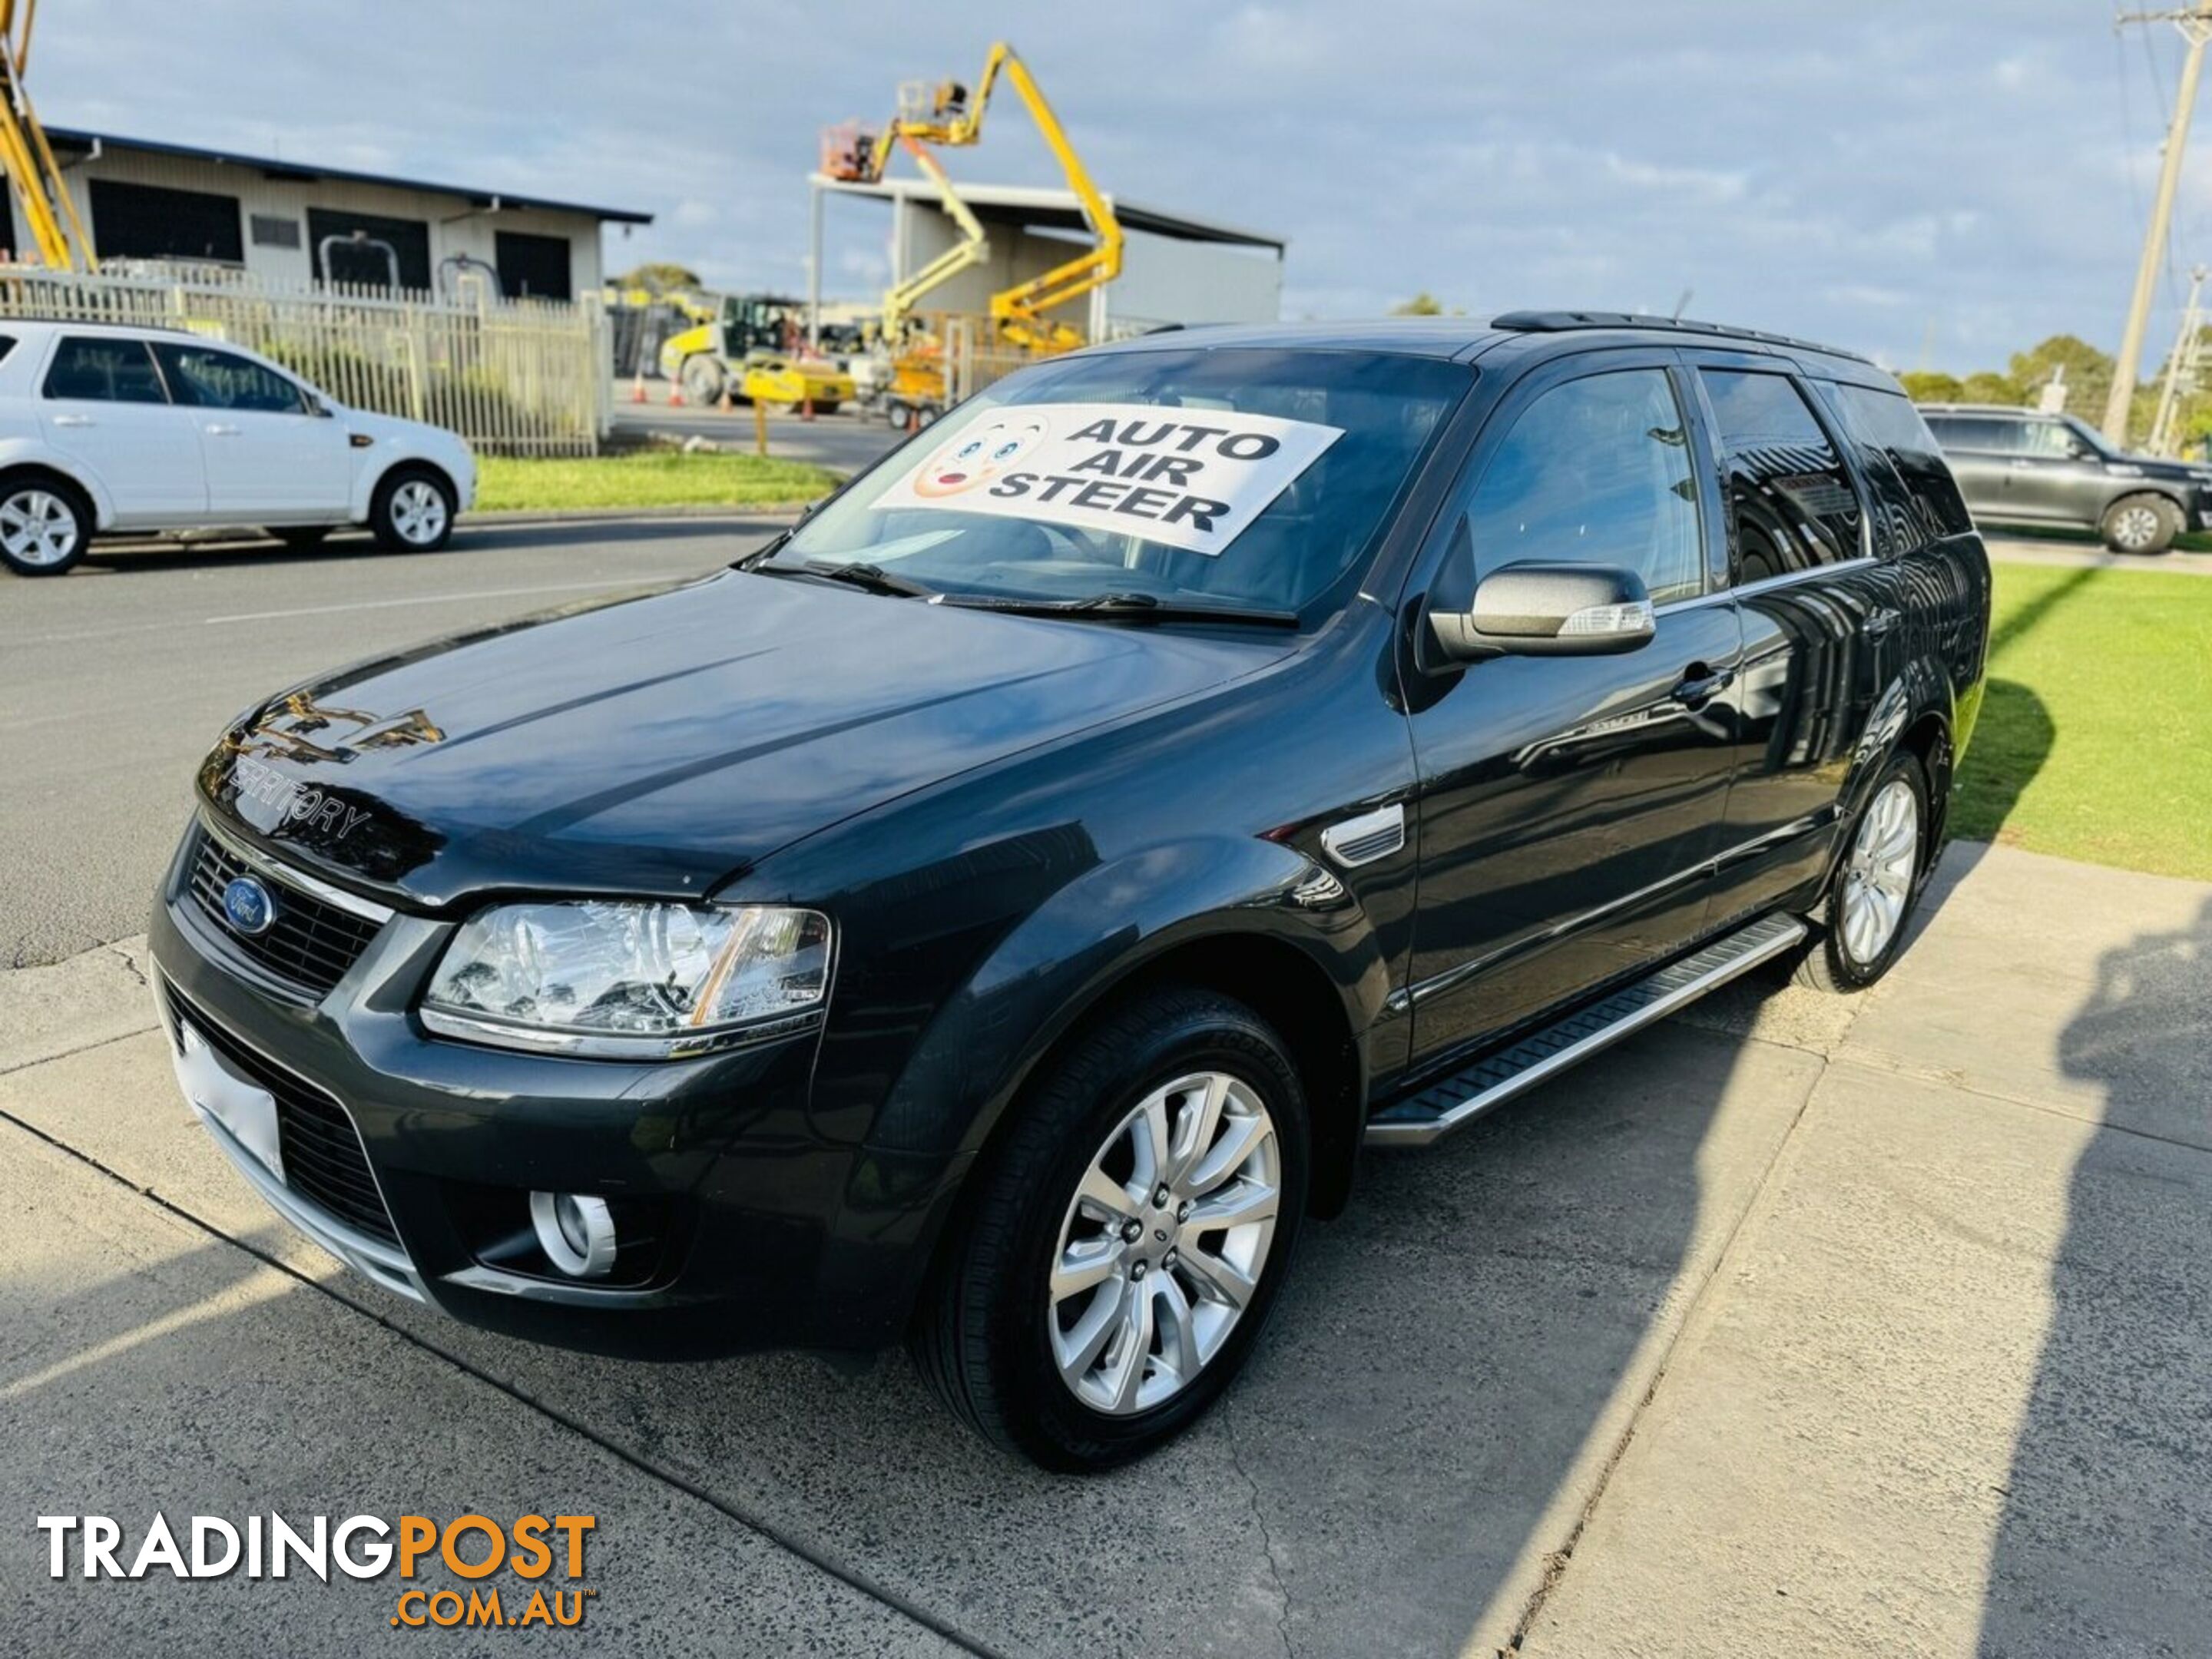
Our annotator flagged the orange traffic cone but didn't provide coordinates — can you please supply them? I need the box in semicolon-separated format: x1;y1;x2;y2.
800;393;816;422
906;404;922;433
629;371;647;404
717;385;734;412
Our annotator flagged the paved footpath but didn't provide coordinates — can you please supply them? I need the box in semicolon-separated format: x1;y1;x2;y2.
1;843;2205;1656
1985;533;2212;575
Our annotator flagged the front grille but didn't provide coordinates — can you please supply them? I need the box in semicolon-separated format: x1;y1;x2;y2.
186;826;383;996
165;979;401;1249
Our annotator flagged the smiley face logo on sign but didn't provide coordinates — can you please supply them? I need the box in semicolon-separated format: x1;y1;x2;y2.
912;416;1051;498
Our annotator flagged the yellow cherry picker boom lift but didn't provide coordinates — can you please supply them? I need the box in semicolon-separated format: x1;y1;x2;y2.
0;0;94;270
823;41;1124;419
876;132;988;350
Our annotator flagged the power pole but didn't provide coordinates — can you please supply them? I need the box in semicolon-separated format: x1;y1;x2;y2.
2106;4;2212;445
2151;262;2210;453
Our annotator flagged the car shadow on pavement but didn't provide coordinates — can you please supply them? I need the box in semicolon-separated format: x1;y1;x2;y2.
1976;894;2212;1655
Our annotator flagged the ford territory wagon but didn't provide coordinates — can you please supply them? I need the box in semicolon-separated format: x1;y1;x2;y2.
151;312;1992;1469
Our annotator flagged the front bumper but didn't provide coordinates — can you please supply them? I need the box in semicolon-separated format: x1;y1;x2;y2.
148;816;962;1357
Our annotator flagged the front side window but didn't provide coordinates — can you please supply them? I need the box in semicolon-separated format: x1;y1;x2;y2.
2018;419;2085;459
1699;367;1862;580
767;347;1469;616
44;336;168;404
1463;367;1704;605
153;343;310;414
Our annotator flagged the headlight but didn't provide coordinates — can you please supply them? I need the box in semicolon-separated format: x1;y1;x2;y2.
420;902;832;1058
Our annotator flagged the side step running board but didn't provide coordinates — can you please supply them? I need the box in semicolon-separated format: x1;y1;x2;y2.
1364;912;1808;1147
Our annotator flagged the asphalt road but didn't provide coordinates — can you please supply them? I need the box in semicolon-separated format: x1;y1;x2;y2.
0;518;781;968
609;387;907;475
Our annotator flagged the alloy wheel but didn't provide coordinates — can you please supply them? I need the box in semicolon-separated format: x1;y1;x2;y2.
0;488;78;568
1839;777;1919;965
2111;504;2161;551
1048;1071;1281;1416
389;480;448;545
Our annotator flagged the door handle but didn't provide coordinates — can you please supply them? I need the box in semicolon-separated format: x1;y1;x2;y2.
204;423;241;437
2008;458;2035;469
51;413;93;427
1669;664;1737;707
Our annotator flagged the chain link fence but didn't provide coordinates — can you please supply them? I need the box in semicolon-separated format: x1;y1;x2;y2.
0;263;610;455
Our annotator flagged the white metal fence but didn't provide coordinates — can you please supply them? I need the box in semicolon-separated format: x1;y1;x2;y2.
0;264;610;455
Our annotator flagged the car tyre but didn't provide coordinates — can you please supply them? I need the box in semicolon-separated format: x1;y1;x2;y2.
0;473;91;576
1796;752;1930;993
913;985;1310;1471
370;466;456;552
2099;492;2181;555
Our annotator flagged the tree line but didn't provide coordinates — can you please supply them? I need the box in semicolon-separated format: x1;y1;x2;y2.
1895;334;2197;449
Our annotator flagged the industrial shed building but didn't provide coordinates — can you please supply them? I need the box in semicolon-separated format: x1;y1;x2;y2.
15;127;651;300
809;172;1285;342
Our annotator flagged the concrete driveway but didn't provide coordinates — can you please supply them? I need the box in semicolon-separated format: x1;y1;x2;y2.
3;840;2205;1657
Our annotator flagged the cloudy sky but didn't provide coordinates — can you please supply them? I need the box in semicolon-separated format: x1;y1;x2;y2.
38;2;2207;373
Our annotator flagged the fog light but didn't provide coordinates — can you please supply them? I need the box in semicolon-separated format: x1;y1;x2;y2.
528;1190;617;1279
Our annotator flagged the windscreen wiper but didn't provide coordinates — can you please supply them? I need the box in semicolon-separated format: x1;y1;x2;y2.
788;560;936;598
942;591;1300;628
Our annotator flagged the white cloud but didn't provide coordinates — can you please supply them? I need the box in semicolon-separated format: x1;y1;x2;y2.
21;0;2184;370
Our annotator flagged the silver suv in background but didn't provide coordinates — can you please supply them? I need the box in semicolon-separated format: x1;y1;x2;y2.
1922;402;2212;555
0;319;476;577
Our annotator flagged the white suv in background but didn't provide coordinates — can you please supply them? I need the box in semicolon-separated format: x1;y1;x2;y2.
0;319;476;576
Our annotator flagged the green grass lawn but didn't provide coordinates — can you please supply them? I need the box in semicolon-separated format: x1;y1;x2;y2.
476;452;844;514
1952;561;2212;879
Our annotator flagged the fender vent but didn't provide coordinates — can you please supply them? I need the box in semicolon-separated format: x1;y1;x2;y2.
1321;803;1406;868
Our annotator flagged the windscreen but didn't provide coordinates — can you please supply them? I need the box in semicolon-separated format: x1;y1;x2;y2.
769;347;1469;614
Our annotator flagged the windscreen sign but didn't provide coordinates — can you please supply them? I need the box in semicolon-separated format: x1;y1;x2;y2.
871;402;1343;555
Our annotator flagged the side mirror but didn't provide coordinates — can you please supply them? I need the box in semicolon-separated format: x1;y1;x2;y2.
1429;562;1655;662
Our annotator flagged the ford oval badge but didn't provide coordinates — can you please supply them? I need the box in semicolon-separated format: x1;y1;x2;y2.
220;874;276;937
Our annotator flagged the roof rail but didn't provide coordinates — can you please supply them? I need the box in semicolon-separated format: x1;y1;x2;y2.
1488;309;1870;365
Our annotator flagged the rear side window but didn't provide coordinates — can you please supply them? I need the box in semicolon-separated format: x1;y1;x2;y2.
1823;383;1973;553
45;336;168;404
1930;415;2016;451
1698;367;1862;581
0;335;15;365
